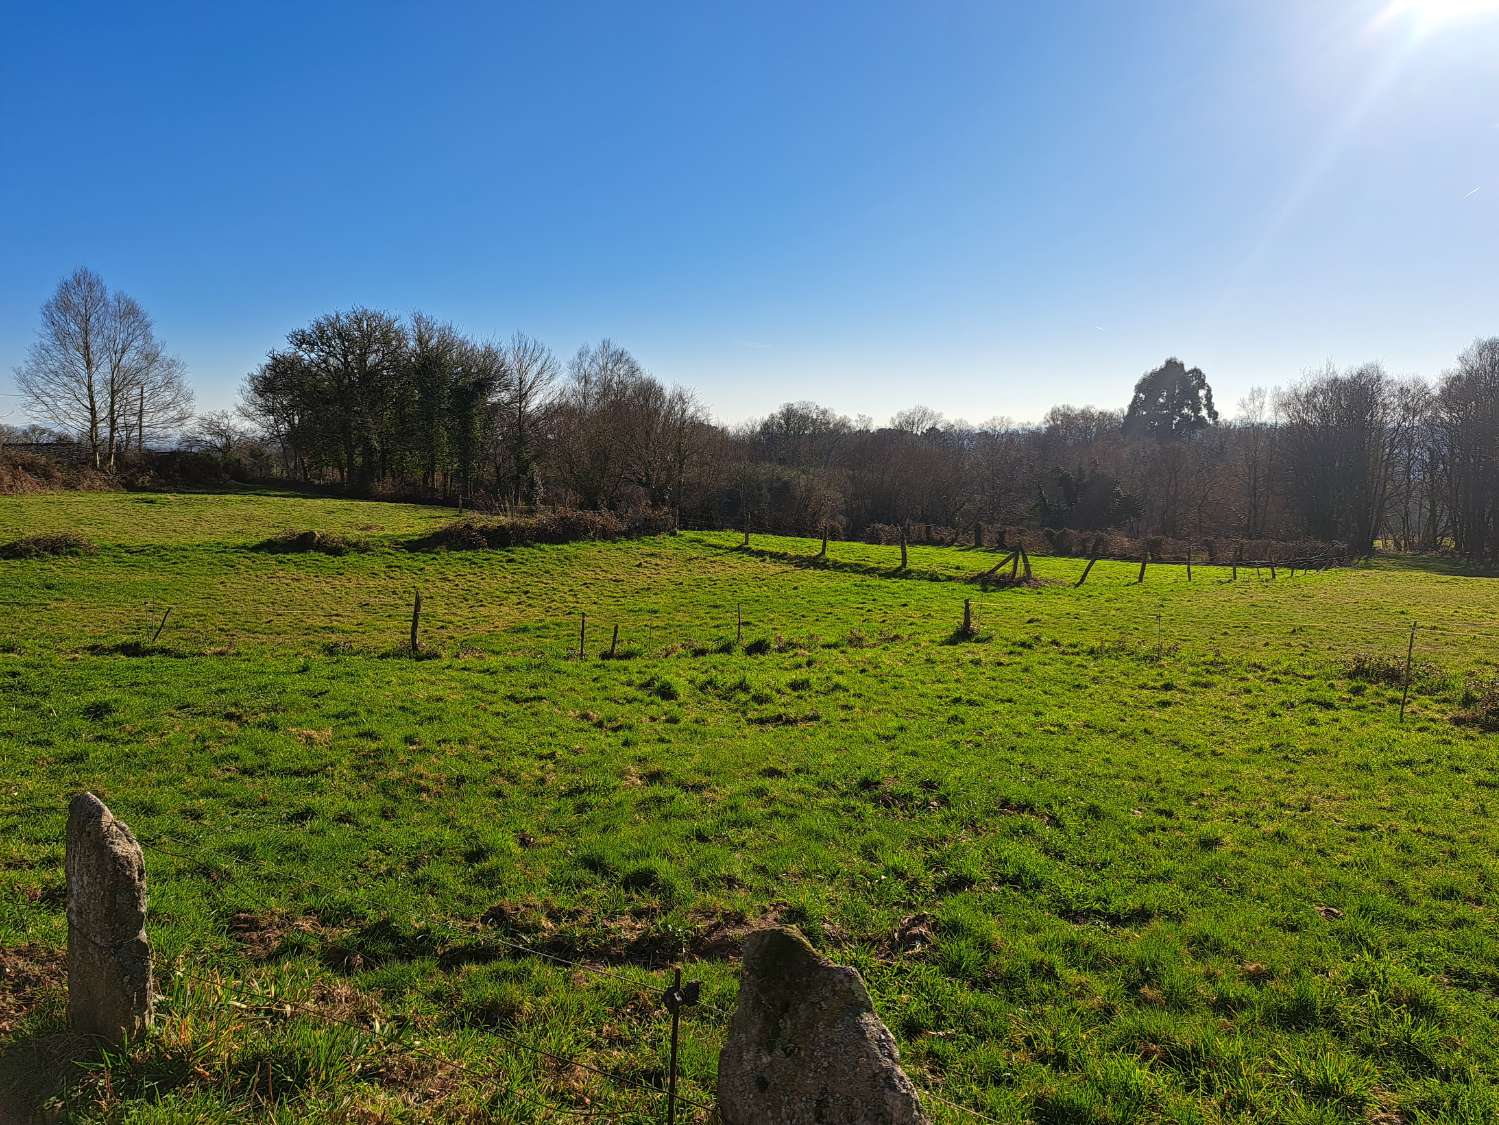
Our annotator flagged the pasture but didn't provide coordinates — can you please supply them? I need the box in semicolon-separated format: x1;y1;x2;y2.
1;490;1497;1123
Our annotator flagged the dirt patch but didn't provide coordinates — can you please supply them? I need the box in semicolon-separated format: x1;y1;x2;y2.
473;900;798;970
0;944;65;1036
228;910;329;961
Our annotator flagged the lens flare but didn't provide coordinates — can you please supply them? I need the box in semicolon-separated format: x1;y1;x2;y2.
1376;0;1499;34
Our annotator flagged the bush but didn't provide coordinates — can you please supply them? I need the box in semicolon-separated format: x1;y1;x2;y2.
1454;676;1499;732
1344;652;1445;690
0;450;115;495
0;532;97;559
254;530;365;555
411;509;675;551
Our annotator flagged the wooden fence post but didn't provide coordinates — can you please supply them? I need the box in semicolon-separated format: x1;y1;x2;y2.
974;521;983;549
410;590;422;654
899;525;908;570
1400;623;1417;722
962;599;973;636
1136;546;1148;584
1186;548;1192;582
1075;539;1102;588
736;604;743;645
578;613;586;659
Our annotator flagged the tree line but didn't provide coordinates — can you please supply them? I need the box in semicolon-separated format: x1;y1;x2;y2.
9;272;1499;560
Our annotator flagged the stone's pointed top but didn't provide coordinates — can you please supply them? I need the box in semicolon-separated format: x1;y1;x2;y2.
70;790;108;818
719;926;930;1125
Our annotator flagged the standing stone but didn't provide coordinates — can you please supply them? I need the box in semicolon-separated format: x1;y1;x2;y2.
66;792;152;1044
718;927;930;1125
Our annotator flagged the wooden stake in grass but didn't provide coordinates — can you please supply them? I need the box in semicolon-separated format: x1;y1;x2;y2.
962;598;973;637
410;590;422;654
1075;539;1101;588
974;521;983;549
741;512;750;549
977;549;1018;584
150;607;172;645
736;603;743;645
898;524;909;571
1136;546;1148;584
818;525;828;560
578;613;586;659
609;623;619;659
1400;622;1417;722
1019;544;1032;581
1186;548;1192;582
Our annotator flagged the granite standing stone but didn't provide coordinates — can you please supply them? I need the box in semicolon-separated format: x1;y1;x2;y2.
718;927;929;1125
65;792;152;1044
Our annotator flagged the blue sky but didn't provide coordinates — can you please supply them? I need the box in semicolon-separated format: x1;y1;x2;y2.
3;0;1497;427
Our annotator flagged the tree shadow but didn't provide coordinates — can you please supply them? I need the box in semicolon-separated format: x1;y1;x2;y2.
707;541;960;583
0;1031;99;1123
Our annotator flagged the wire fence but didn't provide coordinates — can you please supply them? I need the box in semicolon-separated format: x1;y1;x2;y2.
16;528;1498;667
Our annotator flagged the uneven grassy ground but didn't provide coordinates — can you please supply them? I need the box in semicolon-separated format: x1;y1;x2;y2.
2;491;1497;1123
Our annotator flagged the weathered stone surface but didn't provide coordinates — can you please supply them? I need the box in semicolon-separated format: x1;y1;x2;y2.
718;927;930;1125
65;792;152;1044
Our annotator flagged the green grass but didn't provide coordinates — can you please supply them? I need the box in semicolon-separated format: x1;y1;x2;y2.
2;491;1497;1123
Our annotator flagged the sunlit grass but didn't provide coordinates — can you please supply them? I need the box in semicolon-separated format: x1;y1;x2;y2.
1;491;1496;1121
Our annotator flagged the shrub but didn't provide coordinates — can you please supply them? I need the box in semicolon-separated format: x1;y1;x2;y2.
412;509;675;551
0;532;96;559
1344;652;1445;691
0;450;115;495
254;530;365;555
1454;676;1499;732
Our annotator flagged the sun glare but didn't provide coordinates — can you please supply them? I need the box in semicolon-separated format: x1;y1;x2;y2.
1376;0;1499;33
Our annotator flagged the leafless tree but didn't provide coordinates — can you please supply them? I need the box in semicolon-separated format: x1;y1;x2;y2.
15;269;191;468
495;333;558;507
187;410;250;457
15;268;111;467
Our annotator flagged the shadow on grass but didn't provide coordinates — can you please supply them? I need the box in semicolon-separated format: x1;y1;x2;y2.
700;540;970;584
1362;553;1499;579
0;1031;101;1124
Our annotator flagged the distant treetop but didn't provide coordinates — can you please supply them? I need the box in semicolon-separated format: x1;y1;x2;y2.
1122;358;1218;440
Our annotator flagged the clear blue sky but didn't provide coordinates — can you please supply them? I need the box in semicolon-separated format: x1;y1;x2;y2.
3;0;1497;428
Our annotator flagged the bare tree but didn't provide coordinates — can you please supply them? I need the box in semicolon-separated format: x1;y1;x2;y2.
187;410;250;457
15;269;191;468
496;333;558;507
15;268;111;467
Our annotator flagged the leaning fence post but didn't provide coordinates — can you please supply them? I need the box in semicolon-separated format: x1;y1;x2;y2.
67;793;153;1045
410;590;422;654
1136;546;1148;584
1075;540;1101;588
1400;622;1417;722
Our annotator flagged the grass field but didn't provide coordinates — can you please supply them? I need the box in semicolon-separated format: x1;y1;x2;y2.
2;490;1497;1123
